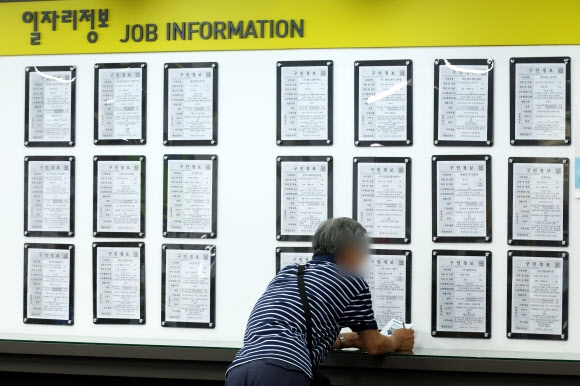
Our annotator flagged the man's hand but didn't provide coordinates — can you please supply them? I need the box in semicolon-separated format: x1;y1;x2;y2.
344;332;362;349
391;328;414;351
358;328;415;355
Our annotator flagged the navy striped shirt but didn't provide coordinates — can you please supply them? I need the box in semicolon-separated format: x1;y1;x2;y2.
228;255;378;378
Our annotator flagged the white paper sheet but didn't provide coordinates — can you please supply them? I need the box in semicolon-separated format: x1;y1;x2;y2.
27;248;70;320
436;160;487;237
365;254;407;327
515;63;566;140
511;256;563;335
96;160;142;233
436;255;487;333
357;162;406;239
512;163;564;241
96;247;141;320
437;64;489;142
166;159;213;234
280;161;328;236
280;66;328;141
358;66;408;141
164;249;211;324
98;68;143;140
28;70;73;142
27;160;71;233
380;319;413;336
167;68;214;141
279;252;312;271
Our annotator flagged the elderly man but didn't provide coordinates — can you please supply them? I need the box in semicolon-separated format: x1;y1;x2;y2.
226;217;415;385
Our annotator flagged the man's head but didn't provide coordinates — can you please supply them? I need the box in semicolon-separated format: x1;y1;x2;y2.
312;218;369;272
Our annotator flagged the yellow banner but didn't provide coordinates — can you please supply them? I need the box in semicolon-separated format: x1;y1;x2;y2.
1;0;580;56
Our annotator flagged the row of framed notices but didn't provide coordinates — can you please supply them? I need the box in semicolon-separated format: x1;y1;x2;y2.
279;57;570;147
25;62;218;147
276;156;569;246
24;57;570;148
24;155;218;239
276;248;569;341
23;243;216;328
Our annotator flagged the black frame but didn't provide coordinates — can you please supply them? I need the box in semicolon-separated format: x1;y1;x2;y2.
163;62;218;146
24;65;76;147
92;242;146;325
510;57;571;146
23;243;75;326
93;155;146;238
24;156;75;238
507;157;569;247
431;249;492;339
163;154;218;239
354;60;413;146
276;60;333;146
275;246;313;273
434;59;494;147
368;249;412;324
353;157;411;244
276;156;333;241
432;154;492;243
94;62;147;145
161;244;216;329
507;250;569;341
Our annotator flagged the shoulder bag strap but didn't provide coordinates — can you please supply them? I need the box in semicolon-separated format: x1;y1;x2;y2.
297;264;315;366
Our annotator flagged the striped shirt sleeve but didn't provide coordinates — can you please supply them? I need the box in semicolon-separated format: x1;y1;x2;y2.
339;285;378;332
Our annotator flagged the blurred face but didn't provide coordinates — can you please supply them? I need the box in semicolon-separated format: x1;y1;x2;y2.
336;243;369;273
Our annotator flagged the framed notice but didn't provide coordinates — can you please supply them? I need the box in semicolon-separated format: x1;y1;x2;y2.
163;62;218;146
25;65;76;147
507;250;568;341
354;60;413;146
23;243;74;326
163;154;218;239
508;157;569;247
275;247;313;273
94;62;147;145
434;59;494;146
277;60;333;146
353;157;411;244
432;155;492;243
93;155;146;238
366;249;412;327
161;244;216;328
510;57;571;146
276;156;333;241
24;156;75;238
432;250;492;339
93;242;145;325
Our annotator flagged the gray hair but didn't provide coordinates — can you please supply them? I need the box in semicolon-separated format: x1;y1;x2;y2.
312;218;368;257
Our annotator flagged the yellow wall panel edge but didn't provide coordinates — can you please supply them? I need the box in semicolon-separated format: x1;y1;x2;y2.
1;0;579;56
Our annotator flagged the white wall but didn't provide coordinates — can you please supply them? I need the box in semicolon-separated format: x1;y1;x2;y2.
0;45;578;355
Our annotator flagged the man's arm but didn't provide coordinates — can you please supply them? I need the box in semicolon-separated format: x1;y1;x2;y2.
357;328;414;355
336;281;413;354
331;332;362;350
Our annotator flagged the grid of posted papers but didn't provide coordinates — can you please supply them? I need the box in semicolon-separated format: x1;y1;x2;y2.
23;57;569;342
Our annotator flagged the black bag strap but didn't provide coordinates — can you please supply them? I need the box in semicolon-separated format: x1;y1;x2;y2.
297;264;315;366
